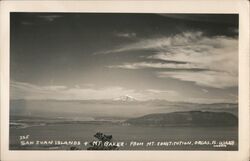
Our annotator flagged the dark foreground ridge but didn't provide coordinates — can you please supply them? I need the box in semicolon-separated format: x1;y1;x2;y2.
125;111;238;127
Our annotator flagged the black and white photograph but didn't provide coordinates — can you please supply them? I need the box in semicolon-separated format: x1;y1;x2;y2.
9;13;239;151
0;1;249;161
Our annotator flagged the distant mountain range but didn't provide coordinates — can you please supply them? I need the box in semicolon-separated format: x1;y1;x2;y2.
125;111;238;127
10;98;238;119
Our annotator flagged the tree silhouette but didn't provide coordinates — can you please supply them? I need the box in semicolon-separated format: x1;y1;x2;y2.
87;132;119;150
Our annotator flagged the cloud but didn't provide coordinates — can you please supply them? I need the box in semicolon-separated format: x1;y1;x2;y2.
38;15;63;22
10;81;144;100
100;32;203;54
158;14;238;24
116;32;136;38
183;97;235;104
10;81;236;103
149;34;238;74
146;89;177;95
43;86;67;91
82;83;95;88
104;31;238;88
10;81;62;93
108;62;200;70
143;89;179;101
201;89;209;93
21;21;34;25
157;71;237;88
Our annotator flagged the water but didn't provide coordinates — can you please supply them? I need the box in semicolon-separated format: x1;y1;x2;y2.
10;121;238;151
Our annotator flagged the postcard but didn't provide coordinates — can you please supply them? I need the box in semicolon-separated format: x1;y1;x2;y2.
0;1;249;161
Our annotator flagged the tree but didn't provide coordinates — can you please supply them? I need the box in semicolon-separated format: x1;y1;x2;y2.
87;132;118;150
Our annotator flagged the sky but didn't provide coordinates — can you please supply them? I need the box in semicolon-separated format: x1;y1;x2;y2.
10;13;238;103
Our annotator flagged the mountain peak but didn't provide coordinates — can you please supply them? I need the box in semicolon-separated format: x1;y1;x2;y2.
113;95;137;102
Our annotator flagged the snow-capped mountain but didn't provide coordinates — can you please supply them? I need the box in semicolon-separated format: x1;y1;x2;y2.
113;95;138;102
